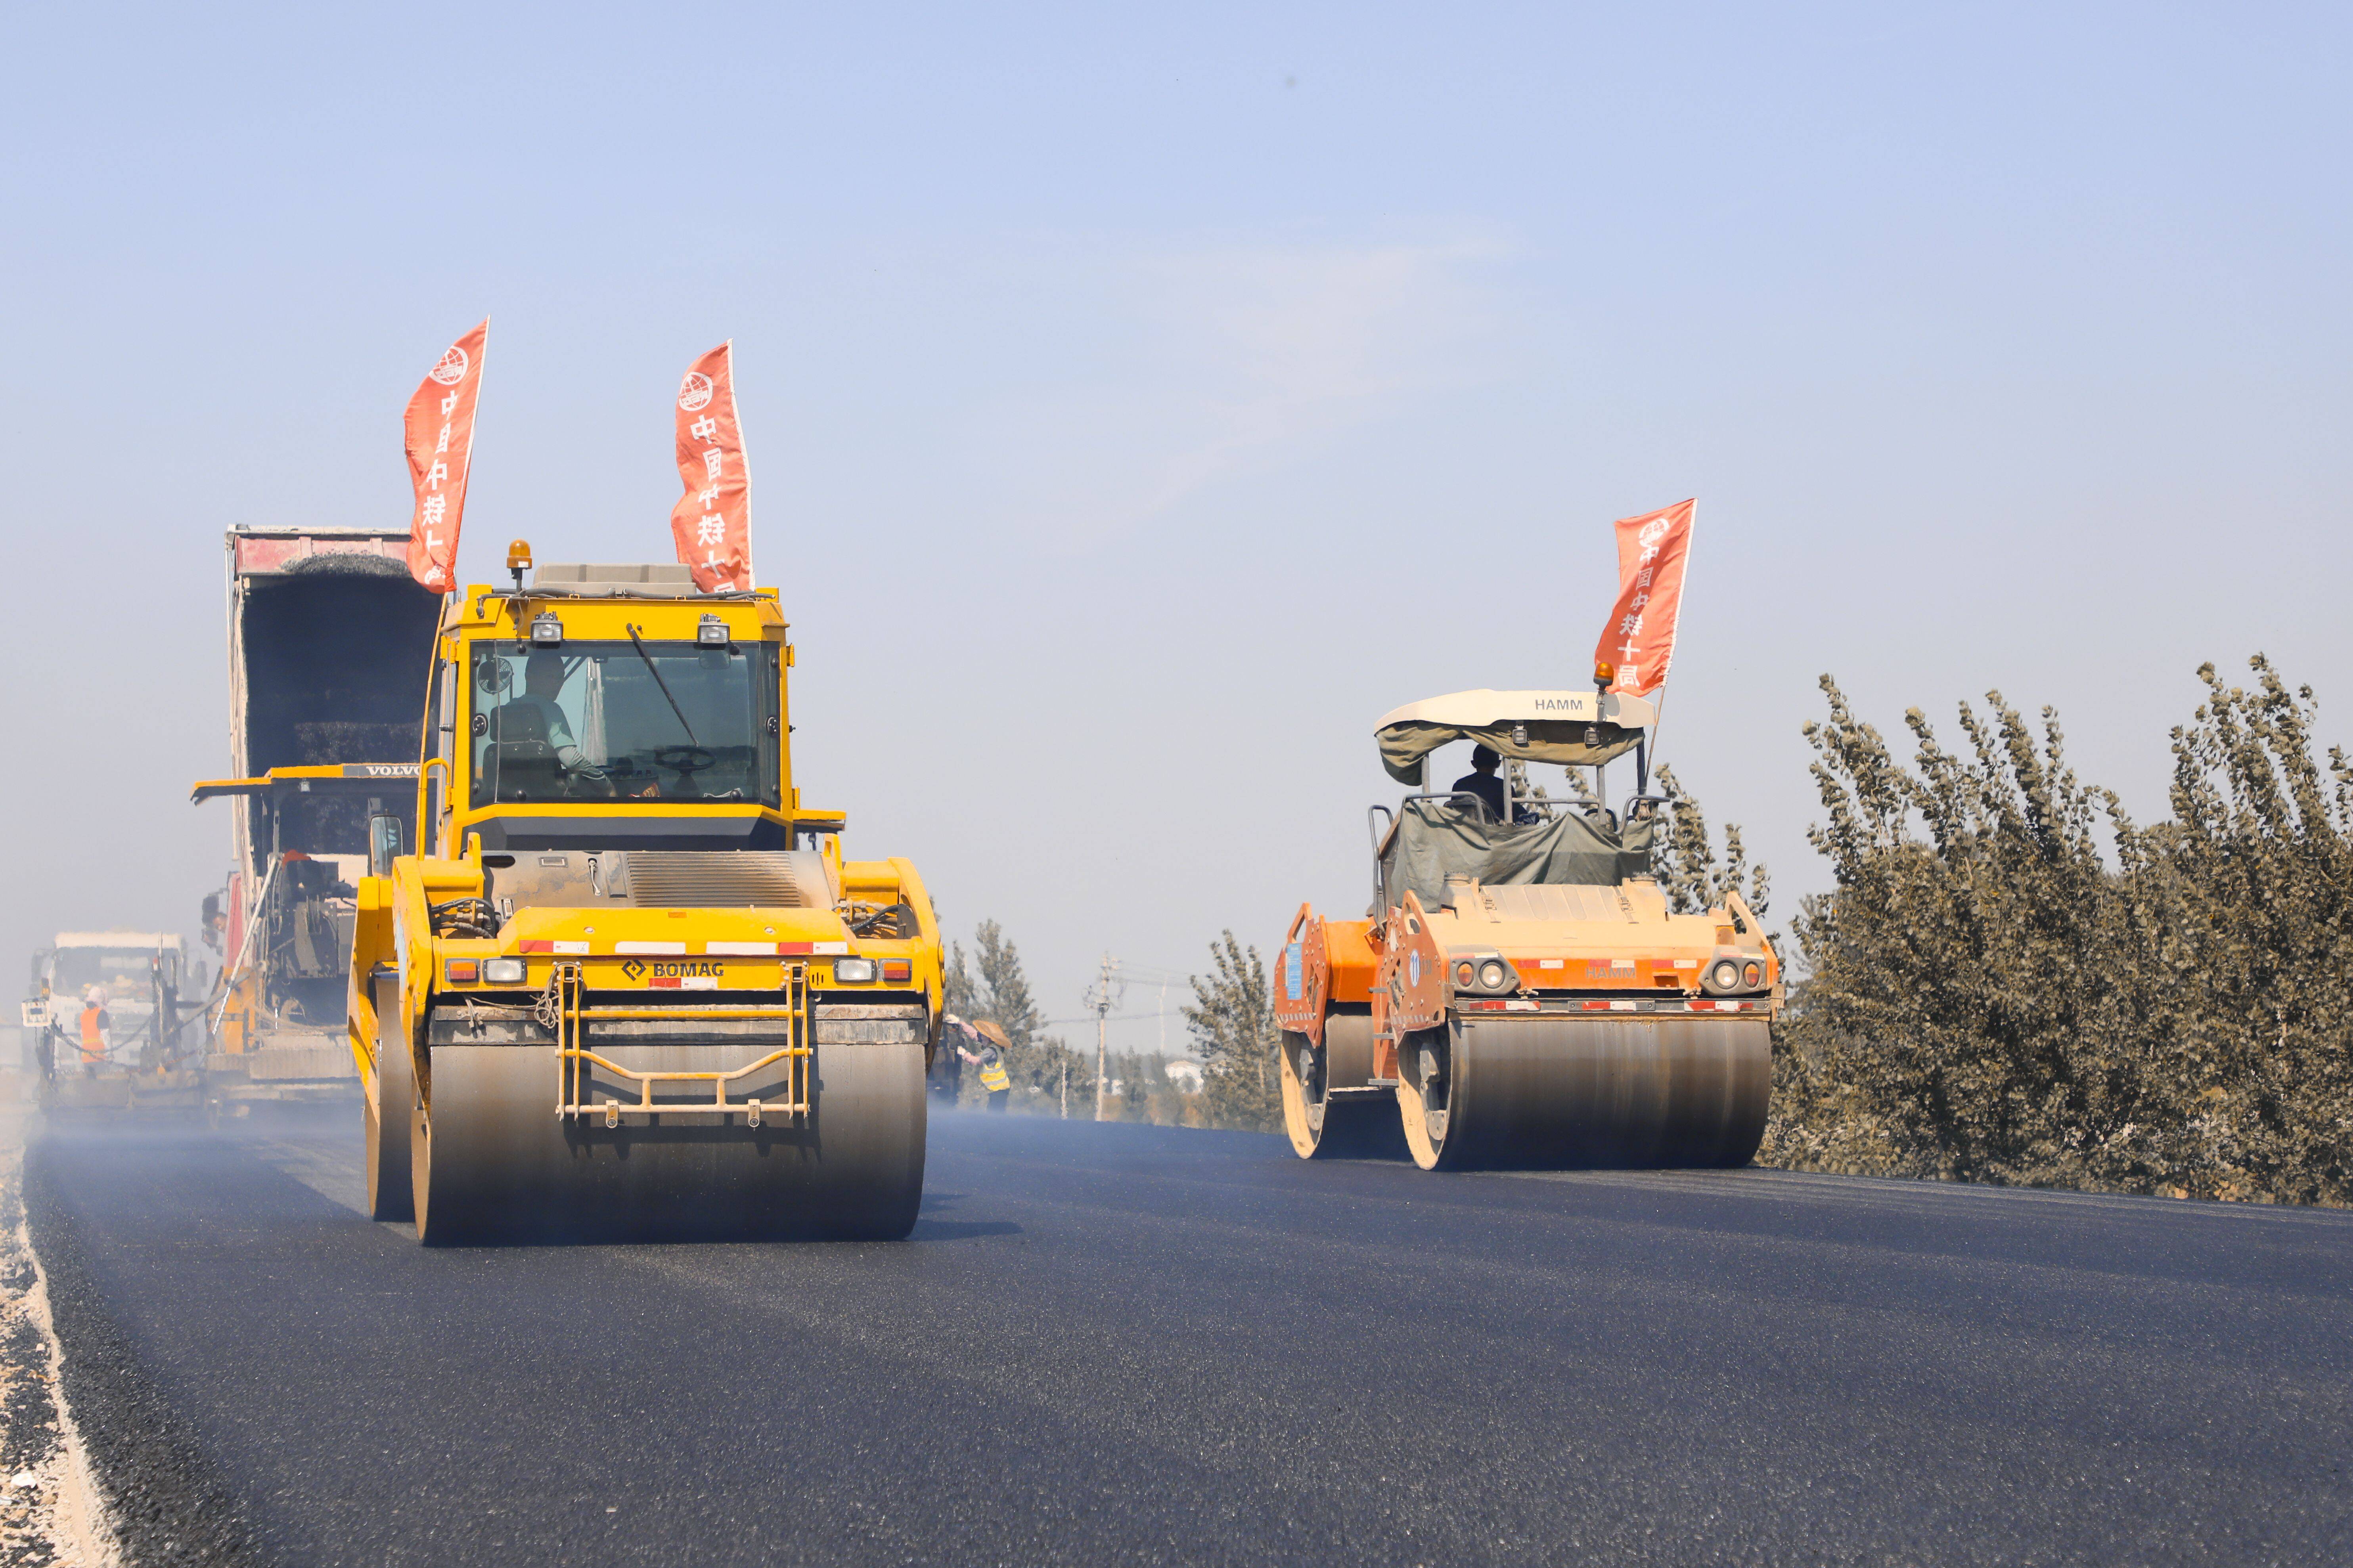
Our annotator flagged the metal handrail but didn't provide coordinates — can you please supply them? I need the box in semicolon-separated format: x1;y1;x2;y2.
413;755;449;857
561;1046;809;1128
207;853;283;1034
549;961;811;1127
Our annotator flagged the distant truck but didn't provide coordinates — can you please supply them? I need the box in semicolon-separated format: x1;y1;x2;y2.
23;931;201;1112
190;526;441;1112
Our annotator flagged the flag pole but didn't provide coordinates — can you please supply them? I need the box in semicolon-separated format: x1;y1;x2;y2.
1643;688;1670;795
1641;499;1694;799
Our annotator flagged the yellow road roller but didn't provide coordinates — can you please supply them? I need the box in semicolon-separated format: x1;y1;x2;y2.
1273;688;1779;1170
348;549;940;1243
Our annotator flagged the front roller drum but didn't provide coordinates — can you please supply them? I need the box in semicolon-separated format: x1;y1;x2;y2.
1280;1011;1407;1160
364;1021;416;1221
410;1039;926;1245
1397;1016;1769;1171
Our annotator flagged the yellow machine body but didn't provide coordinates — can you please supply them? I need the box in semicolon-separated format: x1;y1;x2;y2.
347;564;940;1243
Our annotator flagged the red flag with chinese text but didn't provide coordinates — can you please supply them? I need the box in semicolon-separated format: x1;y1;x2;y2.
402;319;489;594
1593;498;1695;698
669;342;752;591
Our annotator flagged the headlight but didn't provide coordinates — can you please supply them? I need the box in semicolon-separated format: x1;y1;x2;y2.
1710;960;1741;991
481;956;528;985
833;958;877;983
1478;960;1507;991
529;612;563;646
697;614;732;646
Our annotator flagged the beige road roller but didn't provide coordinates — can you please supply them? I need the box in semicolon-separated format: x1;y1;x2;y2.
1273;687;1780;1170
348;548;940;1243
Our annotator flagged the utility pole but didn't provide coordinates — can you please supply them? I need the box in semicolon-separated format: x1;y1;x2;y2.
1083;953;1124;1121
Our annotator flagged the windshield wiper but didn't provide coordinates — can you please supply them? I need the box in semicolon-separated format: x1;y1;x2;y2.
624;623;700;745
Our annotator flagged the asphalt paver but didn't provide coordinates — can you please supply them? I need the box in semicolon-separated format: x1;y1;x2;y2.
22;1109;2353;1565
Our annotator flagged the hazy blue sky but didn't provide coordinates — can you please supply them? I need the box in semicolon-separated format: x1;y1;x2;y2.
4;3;2347;1052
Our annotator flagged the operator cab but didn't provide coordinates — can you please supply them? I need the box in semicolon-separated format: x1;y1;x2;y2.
469;637;779;808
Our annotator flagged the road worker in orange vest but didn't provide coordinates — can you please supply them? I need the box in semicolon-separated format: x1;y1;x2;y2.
77;987;111;1078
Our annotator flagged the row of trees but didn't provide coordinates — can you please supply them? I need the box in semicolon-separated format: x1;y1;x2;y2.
935;919;1285;1130
1762;658;2353;1205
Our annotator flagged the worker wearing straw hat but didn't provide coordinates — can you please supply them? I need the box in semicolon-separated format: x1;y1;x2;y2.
961;1020;1013;1112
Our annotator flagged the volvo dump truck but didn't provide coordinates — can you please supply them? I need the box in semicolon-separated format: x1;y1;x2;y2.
192;527;442;1111
350;551;940;1244
1274;688;1779;1169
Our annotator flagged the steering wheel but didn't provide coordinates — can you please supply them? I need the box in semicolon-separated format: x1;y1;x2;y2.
654;745;716;776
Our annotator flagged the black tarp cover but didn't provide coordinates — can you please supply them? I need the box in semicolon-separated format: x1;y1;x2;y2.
1378;798;1654;912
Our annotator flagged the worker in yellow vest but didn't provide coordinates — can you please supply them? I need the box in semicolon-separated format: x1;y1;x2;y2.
960;1019;1013;1112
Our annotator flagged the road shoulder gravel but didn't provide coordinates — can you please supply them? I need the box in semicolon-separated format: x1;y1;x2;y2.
0;1108;116;1567
18;1125;249;1567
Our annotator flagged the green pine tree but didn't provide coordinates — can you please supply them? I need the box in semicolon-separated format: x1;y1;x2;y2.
1183;931;1281;1131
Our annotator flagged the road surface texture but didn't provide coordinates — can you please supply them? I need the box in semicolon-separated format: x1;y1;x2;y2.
20;1107;2353;1566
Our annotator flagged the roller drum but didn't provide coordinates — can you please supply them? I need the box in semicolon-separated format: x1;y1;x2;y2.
364;987;415;1223
411;1039;925;1245
1280;1010;1407;1160
1398;1016;1768;1171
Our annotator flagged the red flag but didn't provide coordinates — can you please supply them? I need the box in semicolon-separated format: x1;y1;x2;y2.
669;342;752;592
1593;498;1695;698
402;319;488;594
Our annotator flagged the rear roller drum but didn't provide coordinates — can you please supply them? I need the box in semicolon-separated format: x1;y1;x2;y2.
1397;1016;1769;1171
411;1039;927;1246
1280;1013;1407;1160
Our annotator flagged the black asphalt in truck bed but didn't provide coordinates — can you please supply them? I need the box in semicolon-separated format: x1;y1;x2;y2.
22;1110;2353;1566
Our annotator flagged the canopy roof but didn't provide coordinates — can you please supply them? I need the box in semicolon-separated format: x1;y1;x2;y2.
1373;688;1657;785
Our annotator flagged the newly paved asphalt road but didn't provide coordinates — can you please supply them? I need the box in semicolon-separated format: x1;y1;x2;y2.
22;1106;2353;1565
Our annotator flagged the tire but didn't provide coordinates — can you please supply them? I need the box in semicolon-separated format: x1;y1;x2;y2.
1280;1013;1407;1160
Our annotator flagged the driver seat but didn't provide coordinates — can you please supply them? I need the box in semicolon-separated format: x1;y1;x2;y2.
486;701;562;797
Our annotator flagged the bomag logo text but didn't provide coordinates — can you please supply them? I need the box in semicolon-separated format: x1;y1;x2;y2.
649;961;725;979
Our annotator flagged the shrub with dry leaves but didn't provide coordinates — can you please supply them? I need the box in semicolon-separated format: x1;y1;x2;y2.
1761;657;2353;1205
